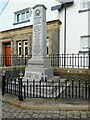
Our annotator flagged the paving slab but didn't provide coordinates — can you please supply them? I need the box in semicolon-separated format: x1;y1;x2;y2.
2;101;90;119
2;94;89;111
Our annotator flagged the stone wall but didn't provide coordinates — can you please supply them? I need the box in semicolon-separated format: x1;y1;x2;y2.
0;66;90;80
54;67;90;80
0;66;25;78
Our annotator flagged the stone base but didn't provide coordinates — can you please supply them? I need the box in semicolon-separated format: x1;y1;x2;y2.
23;57;53;81
22;76;68;98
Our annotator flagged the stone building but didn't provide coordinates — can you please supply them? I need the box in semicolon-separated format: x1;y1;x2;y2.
0;20;60;66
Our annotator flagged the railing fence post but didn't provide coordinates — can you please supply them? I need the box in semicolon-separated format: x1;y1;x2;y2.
88;50;90;69
85;81;87;98
18;71;24;101
25;55;27;65
89;85;90;99
2;73;5;95
18;77;23;101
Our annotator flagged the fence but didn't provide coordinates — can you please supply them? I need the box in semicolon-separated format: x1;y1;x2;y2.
2;75;90;100
49;53;89;68
0;54;31;67
0;53;89;69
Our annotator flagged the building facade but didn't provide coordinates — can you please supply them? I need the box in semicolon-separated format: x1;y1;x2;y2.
0;20;60;66
0;0;89;67
51;0;89;54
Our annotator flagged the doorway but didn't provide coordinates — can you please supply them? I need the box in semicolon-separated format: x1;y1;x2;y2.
4;43;11;66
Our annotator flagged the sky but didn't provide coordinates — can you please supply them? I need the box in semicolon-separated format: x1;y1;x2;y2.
0;0;8;13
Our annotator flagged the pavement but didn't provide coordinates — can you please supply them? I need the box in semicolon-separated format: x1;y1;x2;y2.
2;94;89;111
2;102;90;119
1;94;90;119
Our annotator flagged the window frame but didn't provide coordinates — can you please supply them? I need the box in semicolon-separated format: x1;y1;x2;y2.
14;8;31;25
79;0;90;13
17;40;28;57
21;12;25;22
80;35;90;52
24;40;28;56
17;13;21;23
82;0;88;9
17;41;22;56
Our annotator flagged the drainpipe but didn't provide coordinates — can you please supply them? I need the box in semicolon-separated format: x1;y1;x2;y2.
64;5;67;67
88;49;90;69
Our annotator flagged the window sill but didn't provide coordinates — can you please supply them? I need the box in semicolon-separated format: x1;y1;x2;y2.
79;50;89;54
78;9;90;13
13;20;30;25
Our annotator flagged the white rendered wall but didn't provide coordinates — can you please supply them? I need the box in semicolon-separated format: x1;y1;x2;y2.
0;0;59;31
59;0;88;54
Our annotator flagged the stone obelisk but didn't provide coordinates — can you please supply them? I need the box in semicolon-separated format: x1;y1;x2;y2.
24;4;53;81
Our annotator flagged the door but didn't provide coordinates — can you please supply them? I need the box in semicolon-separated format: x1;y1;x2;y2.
4;45;11;66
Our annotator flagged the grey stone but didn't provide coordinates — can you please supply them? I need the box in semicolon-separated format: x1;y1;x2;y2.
3;112;12;118
24;4;53;81
67;111;74;118
16;112;25;118
38;113;46;118
23;114;32;118
52;113;60;118
60;111;67;118
81;111;88;118
31;113;39;118
11;112;19;117
8;107;17;112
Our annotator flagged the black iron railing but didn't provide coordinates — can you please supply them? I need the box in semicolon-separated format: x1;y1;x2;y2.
2;75;90;100
0;55;31;67
48;53;89;68
0;53;89;69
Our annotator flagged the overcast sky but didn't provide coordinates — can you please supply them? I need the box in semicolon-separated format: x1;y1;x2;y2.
0;0;8;12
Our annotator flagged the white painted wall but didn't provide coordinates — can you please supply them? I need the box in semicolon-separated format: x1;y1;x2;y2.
59;0;88;54
0;0;59;31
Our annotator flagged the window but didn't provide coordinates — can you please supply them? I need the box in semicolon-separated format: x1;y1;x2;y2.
18;42;21;56
83;0;88;9
80;36;90;51
24;41;28;55
17;14;20;23
21;12;25;22
17;40;28;56
80;0;89;10
14;8;32;24
26;11;29;20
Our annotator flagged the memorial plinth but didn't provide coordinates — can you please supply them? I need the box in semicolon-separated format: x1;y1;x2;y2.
24;4;53;81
